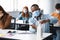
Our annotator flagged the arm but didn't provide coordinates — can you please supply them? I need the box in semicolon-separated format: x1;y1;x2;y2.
40;19;50;24
49;14;58;24
16;13;22;20
29;18;37;29
39;14;50;24
40;14;58;24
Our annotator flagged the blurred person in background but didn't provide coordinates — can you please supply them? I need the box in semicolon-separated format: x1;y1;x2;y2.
0;5;12;29
16;6;32;23
51;3;60;40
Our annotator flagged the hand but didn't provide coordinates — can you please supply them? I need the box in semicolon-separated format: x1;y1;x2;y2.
39;19;50;24
40;20;46;24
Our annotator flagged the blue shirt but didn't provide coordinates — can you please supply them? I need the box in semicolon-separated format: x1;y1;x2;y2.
16;12;32;23
29;14;58;33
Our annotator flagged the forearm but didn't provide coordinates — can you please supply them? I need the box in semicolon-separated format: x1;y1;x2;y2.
46;19;50;22
40;19;50;24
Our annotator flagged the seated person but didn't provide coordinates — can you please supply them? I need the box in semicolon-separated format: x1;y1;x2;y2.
29;4;58;33
16;6;32;23
52;3;60;21
0;6;12;29
51;3;60;40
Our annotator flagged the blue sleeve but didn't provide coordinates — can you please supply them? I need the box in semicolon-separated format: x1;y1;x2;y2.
47;14;58;24
16;13;22;20
29;18;34;25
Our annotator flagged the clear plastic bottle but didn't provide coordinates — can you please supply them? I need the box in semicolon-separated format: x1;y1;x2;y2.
37;21;42;40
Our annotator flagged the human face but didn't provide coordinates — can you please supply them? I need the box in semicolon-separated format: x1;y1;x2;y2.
23;8;28;14
31;6;39;12
0;11;3;18
31;6;36;12
56;9;60;14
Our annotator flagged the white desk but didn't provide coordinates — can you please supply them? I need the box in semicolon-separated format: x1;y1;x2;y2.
11;19;29;24
42;33;52;40
0;29;52;40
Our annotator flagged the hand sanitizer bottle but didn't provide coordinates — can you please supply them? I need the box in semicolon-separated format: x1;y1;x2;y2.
37;21;42;40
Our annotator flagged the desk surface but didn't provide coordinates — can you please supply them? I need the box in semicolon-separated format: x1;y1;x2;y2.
54;23;60;27
42;33;52;39
11;20;29;24
0;29;52;40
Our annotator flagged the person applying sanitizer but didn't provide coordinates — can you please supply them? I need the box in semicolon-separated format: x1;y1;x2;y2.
29;4;58;33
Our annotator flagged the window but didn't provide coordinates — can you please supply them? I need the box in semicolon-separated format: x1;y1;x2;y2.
0;0;14;12
0;0;39;12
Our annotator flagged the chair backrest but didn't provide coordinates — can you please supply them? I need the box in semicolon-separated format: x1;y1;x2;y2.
8;17;16;29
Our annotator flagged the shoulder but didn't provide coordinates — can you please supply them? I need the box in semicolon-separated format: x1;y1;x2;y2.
51;11;59;17
29;12;32;17
19;13;22;16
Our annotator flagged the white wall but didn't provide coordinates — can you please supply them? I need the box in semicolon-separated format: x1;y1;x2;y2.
0;0;14;12
0;0;39;12
17;0;39;11
39;0;55;14
0;0;60;14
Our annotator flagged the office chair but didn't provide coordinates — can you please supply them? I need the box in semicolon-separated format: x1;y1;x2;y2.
7;17;16;30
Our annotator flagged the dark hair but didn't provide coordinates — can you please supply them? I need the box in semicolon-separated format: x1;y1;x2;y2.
31;4;39;8
0;6;8;22
55;3;60;9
